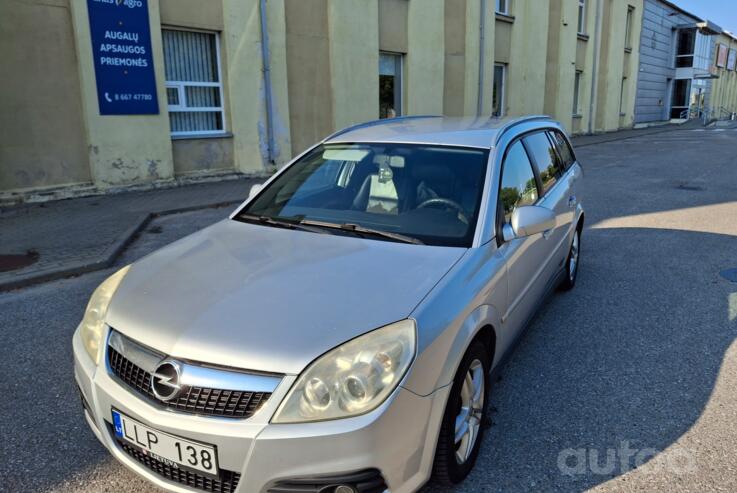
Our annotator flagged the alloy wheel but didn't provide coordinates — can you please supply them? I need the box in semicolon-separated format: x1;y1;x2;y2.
569;230;580;282
454;359;485;464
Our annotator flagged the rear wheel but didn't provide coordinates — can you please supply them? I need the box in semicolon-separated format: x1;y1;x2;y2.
559;225;581;291
432;341;490;485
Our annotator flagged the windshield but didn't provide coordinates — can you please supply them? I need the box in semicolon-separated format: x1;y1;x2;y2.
240;143;489;247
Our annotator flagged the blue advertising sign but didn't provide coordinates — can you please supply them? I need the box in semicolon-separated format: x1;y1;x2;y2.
87;0;159;115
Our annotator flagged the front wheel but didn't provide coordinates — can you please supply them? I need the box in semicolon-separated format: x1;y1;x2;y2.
431;341;490;485
559;226;581;291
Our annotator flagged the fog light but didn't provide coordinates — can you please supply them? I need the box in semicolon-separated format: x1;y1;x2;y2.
334;486;356;493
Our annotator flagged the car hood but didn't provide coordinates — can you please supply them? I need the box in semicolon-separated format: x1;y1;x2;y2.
106;219;465;375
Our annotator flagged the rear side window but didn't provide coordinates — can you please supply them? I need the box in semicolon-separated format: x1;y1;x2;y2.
549;130;576;170
524;132;560;195
499;141;539;222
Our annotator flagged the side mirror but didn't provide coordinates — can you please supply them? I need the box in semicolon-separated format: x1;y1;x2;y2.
502;205;556;241
248;183;263;199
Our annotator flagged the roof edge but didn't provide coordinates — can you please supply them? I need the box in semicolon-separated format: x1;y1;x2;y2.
323;115;443;143
492;115;554;146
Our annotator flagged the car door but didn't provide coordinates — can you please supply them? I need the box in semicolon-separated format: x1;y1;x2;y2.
522;131;573;281
496;140;550;354
549;129;583;234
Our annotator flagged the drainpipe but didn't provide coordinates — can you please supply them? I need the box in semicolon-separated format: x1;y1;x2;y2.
259;0;276;165
587;0;604;134
477;0;487;115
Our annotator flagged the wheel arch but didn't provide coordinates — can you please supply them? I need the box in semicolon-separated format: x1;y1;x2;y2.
404;304;502;396
471;324;497;369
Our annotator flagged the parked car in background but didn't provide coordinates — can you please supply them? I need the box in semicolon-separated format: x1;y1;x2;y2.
73;115;584;493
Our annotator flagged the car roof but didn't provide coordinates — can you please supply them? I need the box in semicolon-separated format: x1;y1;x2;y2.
324;115;556;149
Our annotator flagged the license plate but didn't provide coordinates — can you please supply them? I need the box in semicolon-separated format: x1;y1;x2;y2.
111;409;219;477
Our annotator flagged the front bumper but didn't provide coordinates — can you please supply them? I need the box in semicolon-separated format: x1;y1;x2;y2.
73;327;449;493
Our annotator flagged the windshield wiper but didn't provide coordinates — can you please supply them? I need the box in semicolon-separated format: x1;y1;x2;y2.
236;213;332;235
298;219;424;245
237;213;423;245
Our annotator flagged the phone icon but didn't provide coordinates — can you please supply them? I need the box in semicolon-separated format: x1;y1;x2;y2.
104;92;113;103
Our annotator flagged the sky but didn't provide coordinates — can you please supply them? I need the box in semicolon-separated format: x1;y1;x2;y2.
672;0;737;35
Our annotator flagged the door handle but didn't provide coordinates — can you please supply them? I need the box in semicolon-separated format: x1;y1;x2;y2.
568;195;577;209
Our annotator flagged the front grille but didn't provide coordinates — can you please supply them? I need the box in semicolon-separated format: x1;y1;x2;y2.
268;469;388;493
118;439;241;493
108;346;271;418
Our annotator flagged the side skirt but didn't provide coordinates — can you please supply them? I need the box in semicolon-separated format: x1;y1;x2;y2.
489;267;567;383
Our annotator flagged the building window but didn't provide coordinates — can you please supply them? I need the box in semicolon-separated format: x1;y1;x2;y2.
675;28;696;68
573;71;582;115
625;6;634;50
162;29;225;137
619;77;627;115
577;0;586;34
496;0;509;15
379;52;403;119
492;63;506;117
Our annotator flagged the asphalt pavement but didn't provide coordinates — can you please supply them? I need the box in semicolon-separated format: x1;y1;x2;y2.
0;127;736;492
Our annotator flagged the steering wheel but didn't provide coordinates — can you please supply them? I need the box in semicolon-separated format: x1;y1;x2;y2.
417;197;469;224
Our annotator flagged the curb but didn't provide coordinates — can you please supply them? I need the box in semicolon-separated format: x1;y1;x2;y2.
571;124;685;148
0;199;244;293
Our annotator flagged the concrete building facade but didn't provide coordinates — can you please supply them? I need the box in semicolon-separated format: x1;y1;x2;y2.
634;0;737;125
0;0;712;199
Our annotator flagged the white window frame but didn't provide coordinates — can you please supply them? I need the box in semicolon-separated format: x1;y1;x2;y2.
496;0;509;15
492;63;506;117
163;28;226;138
577;0;587;35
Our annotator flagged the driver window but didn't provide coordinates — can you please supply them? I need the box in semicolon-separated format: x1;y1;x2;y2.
500;141;539;222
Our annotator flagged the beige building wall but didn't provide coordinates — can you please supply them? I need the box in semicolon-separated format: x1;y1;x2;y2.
284;0;333;156
379;0;408;53
594;0;643;132
222;0;291;172
406;0;445;115
0;0;658;196
572;0;598;135
505;0;550;116
545;0;644;135
443;0;494;117
328;0;380;129
0;0;90;192
444;0;480;116
710;33;737;114
544;0;578;133
69;0;174;187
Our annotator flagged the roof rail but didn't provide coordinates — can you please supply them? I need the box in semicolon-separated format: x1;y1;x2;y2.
323;115;443;142
492;115;553;146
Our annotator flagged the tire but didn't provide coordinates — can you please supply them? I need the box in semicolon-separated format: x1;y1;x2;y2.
431;341;490;485
559;225;581;291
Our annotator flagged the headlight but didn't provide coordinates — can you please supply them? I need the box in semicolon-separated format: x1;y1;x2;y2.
272;319;416;423
79;265;130;364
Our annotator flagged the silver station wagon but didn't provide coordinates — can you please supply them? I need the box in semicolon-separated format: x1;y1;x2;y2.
73;115;584;493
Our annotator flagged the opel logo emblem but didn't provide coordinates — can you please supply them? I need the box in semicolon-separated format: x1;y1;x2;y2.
151;360;182;401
